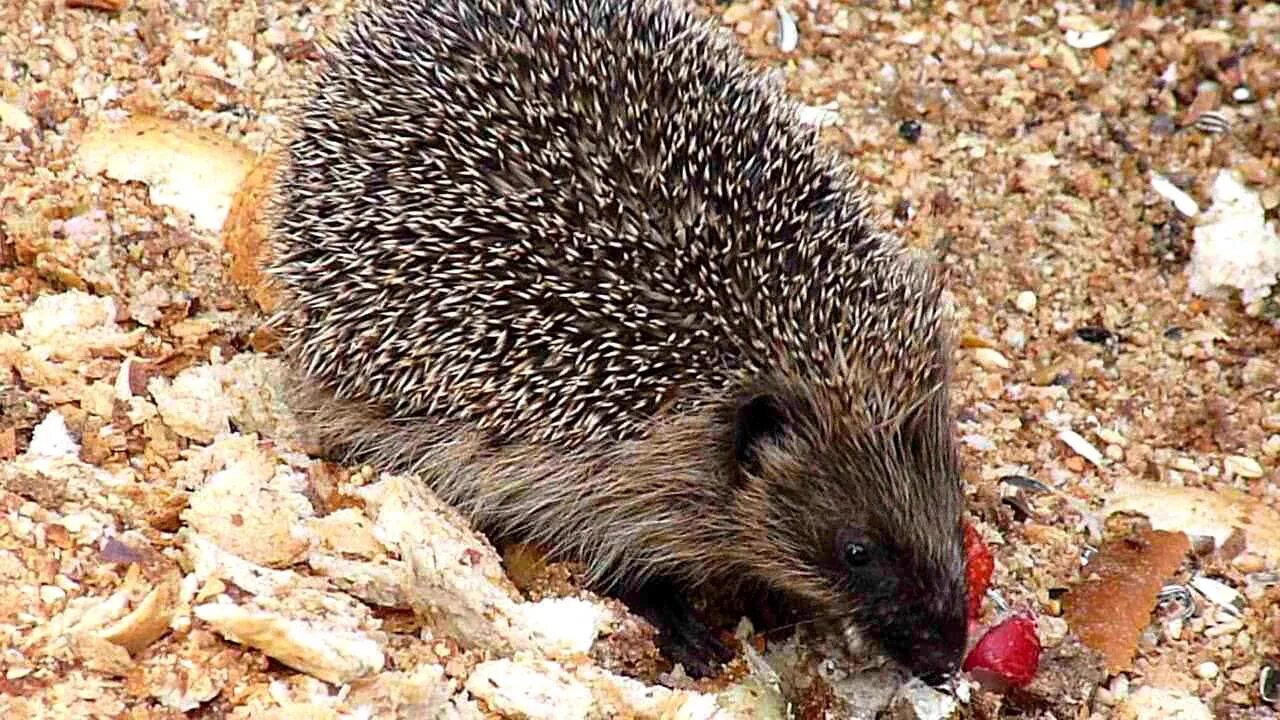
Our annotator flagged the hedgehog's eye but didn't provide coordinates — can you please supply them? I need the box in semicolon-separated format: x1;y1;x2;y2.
835;527;876;572
843;542;869;568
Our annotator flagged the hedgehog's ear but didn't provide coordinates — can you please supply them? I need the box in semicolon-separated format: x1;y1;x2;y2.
732;394;787;476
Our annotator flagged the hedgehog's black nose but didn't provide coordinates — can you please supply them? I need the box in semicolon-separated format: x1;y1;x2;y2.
914;650;961;686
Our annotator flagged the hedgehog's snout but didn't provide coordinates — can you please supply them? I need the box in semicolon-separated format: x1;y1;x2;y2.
871;603;967;684
911;625;966;685
845;572;968;685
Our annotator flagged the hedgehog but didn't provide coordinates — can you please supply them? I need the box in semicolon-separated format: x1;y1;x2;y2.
267;0;969;682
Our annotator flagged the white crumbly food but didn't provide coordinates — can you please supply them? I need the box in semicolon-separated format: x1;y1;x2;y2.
27;411;80;458
171;432;786;715
1115;686;1212;720
15;290;142;361
1;315;797;716
464;654;733;720
148;364;235;443
1186;170;1280;312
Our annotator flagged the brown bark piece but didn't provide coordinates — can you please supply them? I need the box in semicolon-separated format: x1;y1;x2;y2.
1061;528;1190;674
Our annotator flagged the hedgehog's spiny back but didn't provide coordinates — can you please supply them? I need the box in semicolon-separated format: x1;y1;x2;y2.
271;0;945;448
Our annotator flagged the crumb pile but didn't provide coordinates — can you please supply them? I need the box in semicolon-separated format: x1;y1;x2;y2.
1;1;1277;718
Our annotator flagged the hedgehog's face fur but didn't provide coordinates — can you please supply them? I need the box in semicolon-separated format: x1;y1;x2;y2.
726;381;968;683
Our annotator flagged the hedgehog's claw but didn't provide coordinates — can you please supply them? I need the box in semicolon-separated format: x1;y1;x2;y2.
623;580;738;678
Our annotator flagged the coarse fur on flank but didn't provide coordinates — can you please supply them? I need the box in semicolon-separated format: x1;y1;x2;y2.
267;0;969;680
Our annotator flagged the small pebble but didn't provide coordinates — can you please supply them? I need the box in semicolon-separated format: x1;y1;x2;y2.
1014;290;1037;313
1195;661;1219;679
52;36;79;64
1151;114;1177;135
1192;576;1244;615
1095;427;1127;446
1109;674;1130;701
226;40;255;68
1228;665;1257;686
972;347;1011;370
0;99;35;131
1230;553;1266;574
40;584;67;605
1223;455;1263;479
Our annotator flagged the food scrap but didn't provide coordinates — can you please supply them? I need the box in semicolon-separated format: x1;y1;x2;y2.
1061;527;1190;673
962;614;1042;691
964;521;994;625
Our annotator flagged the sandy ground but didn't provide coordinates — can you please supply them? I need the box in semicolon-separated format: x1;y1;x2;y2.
1;0;1278;718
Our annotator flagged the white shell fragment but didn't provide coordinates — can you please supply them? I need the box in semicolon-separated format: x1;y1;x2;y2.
0;98;35;131
1058;14;1116;49
1151;172;1201;217
897;30;926;45
1064;27;1116;49
896;678;960;719
16;290;142;361
76;116;256;233
795;101;841;128
1058;428;1107;468
1189;576;1244;618
775;5;799;53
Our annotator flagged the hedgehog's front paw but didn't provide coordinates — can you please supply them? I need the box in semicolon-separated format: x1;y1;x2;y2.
623;579;739;678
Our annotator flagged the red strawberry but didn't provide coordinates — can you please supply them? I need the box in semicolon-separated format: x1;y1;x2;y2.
963;521;994;623
962;614;1042;690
